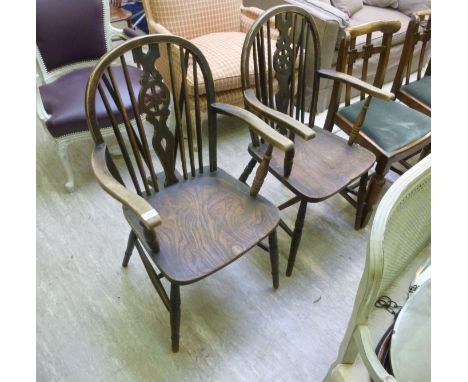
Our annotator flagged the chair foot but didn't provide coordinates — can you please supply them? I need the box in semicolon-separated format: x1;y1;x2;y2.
286;200;308;277
268;230;279;289
57;141;75;193
239;158;257;183
122;231;136;267
354;173;369;230
170;284;181;353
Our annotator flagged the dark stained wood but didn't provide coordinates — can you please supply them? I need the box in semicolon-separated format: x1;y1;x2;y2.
109;0;133;28
85;35;286;352
248;130;375;202
391;10;431;117
239;5;376;276
123;168;280;284
322;20;431;229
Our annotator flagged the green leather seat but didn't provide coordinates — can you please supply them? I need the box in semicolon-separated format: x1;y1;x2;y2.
401;75;431;107
338;98;431;153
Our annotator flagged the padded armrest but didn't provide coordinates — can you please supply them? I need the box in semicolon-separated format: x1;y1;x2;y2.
92;144;162;231
123;28;140;39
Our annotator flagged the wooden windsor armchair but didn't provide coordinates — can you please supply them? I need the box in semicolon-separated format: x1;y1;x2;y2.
323;21;431;228
238;5;377;276
391;10;431;117
85;34;295;352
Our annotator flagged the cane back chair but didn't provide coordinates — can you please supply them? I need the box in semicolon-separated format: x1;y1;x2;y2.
392;10;431;117
323;21;431;227
239;5;378;276
85;34;296;352
36;0;139;192
325;155;431;382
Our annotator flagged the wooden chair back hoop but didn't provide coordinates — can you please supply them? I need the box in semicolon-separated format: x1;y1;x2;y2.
241;5;321;136
85;34;217;197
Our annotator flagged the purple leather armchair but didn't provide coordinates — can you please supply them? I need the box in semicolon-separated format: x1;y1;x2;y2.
36;0;141;192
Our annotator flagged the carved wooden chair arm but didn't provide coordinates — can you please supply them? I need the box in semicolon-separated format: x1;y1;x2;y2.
212;102;294;153
92;144;162;232
319;69;395;145
211;102;295;197
318;69;395;101
354;325;396;382
243;89;316;141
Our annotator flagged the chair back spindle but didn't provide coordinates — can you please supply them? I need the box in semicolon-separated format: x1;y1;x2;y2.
86;35;217;197
241;6;321;137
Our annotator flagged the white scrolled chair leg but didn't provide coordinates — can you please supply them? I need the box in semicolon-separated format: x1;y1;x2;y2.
56;141;75;193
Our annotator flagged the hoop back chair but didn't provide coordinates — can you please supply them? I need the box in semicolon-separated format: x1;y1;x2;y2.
323;21;431;228
391;10;431;116
239;5;377;276
85;34;296;352
325;155;431;382
36;0;139;192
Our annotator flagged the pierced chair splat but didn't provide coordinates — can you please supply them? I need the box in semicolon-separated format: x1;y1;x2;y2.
238;5;376;276
85;34;294;352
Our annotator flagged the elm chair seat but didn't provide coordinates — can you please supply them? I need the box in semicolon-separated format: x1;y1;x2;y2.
39;65;142;138
123;168;279;284
338;98;431;153
249;129;375;202
401;75;431;107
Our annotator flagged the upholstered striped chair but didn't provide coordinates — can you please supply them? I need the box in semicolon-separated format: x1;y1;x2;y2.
141;0;268;111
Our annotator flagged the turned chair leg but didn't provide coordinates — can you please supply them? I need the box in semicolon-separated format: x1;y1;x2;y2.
57;141;75;193
122;230;136;267
354;172;369;230
170;284;181;353
286;200;308;277
360;172;386;229
239;158;257;183
268;229;279;289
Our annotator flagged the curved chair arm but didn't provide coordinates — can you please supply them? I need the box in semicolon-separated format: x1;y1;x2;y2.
36;72;50;122
212;102;294;153
354;325;396;382
212;102;295;196
318;69;395;101
244;89;316;141
92;144;162;231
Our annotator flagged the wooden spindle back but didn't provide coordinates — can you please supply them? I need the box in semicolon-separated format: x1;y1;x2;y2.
394;10;431;92
86;35;217;196
241;5;321;137
336;21;401;106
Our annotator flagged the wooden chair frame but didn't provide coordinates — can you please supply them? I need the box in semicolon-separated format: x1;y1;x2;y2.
85;34;294;352
391;10;431;116
238;5;385;275
323;21;431;228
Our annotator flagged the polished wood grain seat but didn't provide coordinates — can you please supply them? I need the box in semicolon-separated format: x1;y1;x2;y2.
110;1;133;27
124;168;279;284
249;129;375;202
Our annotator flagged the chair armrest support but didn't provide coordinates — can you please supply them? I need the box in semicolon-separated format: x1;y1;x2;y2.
318;69;395;101
146;19;172;35
92;144;162;232
211;102;295;196
212;102;294;153
354;325;396;382
243;89;316;141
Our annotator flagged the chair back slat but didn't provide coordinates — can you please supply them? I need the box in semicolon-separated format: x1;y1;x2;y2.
86;35;217;195
393;10;431;92
335;21;400;107
241;6;320;143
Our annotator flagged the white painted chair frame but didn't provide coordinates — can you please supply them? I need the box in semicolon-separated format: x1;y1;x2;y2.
325;154;431;382
36;0;138;192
